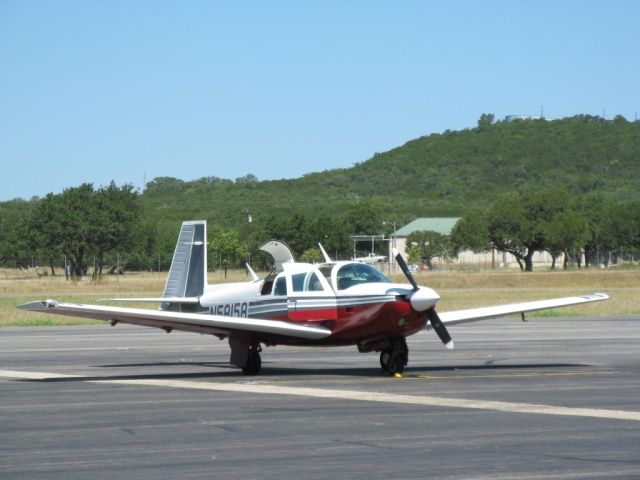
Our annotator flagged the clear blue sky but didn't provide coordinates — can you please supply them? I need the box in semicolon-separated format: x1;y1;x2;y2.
1;0;638;201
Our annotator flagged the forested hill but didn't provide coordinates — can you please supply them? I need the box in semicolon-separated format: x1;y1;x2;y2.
1;114;638;269
141;114;640;226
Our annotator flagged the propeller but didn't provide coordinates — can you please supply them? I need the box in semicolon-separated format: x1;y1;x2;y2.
393;249;454;350
426;306;454;350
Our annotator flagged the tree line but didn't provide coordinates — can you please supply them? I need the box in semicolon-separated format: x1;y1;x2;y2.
1;182;638;276
408;189;640;271
0;186;393;276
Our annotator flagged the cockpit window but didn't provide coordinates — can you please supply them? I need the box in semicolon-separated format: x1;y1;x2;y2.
292;273;305;292
292;271;326;292
306;272;324;291
336;263;391;290
273;276;287;296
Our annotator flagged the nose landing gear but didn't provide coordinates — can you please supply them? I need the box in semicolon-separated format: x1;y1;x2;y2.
379;337;408;376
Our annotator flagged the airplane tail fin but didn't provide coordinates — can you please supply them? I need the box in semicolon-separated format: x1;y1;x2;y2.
162;220;207;311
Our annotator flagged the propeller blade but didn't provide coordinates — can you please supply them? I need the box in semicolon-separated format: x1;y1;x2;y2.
393;248;418;291
394;248;453;349
426;307;454;350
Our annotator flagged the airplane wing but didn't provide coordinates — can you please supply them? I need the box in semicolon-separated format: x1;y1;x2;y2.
437;292;609;326
18;300;331;340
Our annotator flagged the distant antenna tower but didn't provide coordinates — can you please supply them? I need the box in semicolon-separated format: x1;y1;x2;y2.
143;171;147;192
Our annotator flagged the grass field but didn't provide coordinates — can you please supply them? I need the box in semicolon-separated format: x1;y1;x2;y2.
1;267;638;327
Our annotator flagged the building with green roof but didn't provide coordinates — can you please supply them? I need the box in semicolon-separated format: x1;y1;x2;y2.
390;217;555;270
386;218;460;272
393;217;460;237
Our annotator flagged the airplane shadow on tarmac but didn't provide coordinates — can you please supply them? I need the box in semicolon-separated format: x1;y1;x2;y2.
19;362;590;383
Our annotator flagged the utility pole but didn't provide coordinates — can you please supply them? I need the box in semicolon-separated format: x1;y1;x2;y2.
383;220;397;275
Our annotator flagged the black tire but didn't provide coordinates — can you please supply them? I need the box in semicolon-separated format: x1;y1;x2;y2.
242;349;262;375
380;349;392;372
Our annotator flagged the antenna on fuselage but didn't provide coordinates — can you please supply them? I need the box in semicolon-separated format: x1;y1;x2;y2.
318;243;332;263
246;263;259;281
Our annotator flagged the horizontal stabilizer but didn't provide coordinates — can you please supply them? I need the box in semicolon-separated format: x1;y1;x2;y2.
103;297;200;304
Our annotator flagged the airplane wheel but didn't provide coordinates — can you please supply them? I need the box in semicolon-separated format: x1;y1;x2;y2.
242;348;262;375
380;338;408;375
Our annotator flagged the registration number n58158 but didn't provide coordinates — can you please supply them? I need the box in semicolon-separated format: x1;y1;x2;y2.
209;302;249;318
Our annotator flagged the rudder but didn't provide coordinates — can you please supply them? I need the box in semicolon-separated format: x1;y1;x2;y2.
162;220;207;310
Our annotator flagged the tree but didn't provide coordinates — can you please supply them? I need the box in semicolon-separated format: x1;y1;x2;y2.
605;199;640;262
235;174;259;186
0;200;34;268
406;230;452;268
543;209;590;269
27;183;140;279
208;228;249;278
345;203;383;235
144;177;186;194
50;184;94;278
263;213;312;258
483;191;530;271
26;194;66;275
450;210;492;254
309;216;351;260
485;189;569;272
90;182;139;278
477;113;495;129
300;247;322;263
573;194;614;268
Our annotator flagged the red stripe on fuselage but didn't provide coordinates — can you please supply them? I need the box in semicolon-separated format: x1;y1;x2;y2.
287;299;428;344
288;308;339;321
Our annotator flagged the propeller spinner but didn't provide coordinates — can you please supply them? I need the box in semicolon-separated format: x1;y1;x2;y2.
393;249;454;350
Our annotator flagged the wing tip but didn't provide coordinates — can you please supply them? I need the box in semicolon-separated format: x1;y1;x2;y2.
17;299;58;311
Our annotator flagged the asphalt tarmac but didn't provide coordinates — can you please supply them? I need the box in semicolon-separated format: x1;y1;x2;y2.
1;316;639;479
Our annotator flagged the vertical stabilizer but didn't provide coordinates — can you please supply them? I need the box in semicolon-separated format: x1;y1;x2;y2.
162;221;207;309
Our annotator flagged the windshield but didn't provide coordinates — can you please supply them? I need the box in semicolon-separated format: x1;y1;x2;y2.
336;263;391;290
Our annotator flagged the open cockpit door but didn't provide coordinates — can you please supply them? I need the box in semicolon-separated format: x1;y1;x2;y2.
260;241;294;272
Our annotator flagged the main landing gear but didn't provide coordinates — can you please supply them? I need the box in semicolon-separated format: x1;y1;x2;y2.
379;337;408;376
242;344;262;375
230;337;262;375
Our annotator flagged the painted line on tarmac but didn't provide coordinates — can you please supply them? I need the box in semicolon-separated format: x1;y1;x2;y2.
0;369;82;380
408;369;615;381
2;368;640;422
262;369;613;386
97;378;640;422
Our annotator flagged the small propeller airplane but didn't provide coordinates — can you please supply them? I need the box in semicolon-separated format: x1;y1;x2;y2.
19;220;609;375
